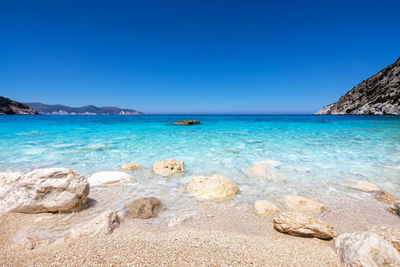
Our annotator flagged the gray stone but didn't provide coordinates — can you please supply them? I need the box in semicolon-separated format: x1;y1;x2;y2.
128;197;161;219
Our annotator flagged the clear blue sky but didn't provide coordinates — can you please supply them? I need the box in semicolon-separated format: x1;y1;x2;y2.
1;0;399;113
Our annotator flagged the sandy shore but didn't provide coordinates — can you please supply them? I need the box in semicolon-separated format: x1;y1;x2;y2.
1;193;399;266
0;213;341;266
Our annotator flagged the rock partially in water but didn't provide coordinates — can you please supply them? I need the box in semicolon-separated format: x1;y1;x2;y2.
128;197;161;219
87;171;132;186
152;159;184;177
244;160;280;180
390;200;400;216
346;180;380;192
187;175;239;201
334;232;400;267
68;210;120;238
173;120;200;125
283;195;324;213
121;163;142;171
254;200;280;217
273;212;336;240
374;190;398;204
367;225;400;253
0;168;89;213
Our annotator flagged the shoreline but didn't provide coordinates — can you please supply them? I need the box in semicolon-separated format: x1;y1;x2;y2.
1;188;399;266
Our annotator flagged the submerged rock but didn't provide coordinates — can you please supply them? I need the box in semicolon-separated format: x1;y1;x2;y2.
0;168;89;213
87;171;131;186
173;120;200;125
283;195;324;213
346;180;380;192
367;225;400;253
187;175;239;201
152;159;184;177
390;200;400;216
128;197;161;219
254;200;280;217
68;210;120;238
121;163;142;171
334;232;400;267
273;212;336;240
244;160;280;180
374;190;398;204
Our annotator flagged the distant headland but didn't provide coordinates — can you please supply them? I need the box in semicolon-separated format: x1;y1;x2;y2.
316;57;400;115
0;97;39;115
0;97;142;115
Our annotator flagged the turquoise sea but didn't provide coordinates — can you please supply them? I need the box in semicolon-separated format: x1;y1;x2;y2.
1;115;400;232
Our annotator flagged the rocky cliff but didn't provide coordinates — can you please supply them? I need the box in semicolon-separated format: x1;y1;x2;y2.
0;97;39;115
316;57;400;115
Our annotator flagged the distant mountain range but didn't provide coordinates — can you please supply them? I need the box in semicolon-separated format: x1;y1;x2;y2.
26;102;143;115
316;57;400;115
0;96;143;115
0;97;39;115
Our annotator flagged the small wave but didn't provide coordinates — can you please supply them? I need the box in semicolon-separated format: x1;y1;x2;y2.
17;131;45;136
85;144;113;151
245;140;263;144
52;143;78;148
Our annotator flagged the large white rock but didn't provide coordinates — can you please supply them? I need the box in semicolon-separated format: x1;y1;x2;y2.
367;225;400;253
254;200;280;217
187;175;239;201
87;171;132;186
284;195;324;213
334;232;400;267
273;211;336;240
152;159;184;177
67;210;120;238
0;168;89;213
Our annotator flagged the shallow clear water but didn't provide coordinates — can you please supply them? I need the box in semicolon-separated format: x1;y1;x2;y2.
1;115;400;236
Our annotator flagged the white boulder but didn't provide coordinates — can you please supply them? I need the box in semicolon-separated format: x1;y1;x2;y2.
367;225;400;253
334;232;400;267
0;168;89;213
